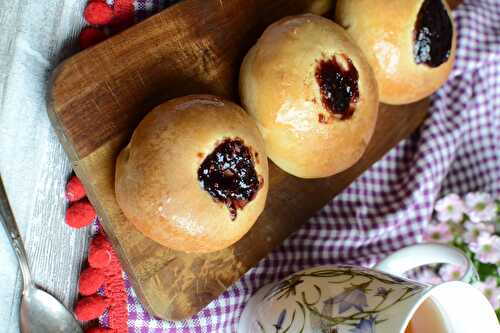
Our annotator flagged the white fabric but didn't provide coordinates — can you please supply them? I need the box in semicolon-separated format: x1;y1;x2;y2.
0;1;88;332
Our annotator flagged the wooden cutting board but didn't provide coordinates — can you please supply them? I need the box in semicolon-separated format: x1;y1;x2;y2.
48;0;459;321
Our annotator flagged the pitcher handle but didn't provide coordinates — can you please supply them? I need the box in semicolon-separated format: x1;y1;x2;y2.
374;243;476;283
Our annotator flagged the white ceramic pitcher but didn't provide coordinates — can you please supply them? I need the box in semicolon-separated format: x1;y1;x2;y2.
239;244;499;333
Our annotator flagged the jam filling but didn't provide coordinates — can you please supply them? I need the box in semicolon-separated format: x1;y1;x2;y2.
198;139;260;220
413;0;453;67
315;55;359;121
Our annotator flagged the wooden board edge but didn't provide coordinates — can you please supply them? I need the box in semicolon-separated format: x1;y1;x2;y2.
47;61;82;163
71;154;161;318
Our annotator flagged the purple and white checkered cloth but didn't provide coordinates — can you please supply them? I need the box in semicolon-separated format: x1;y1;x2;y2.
119;0;500;331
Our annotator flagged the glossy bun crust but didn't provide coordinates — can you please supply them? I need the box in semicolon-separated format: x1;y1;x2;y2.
240;14;379;179
115;95;269;253
336;0;456;105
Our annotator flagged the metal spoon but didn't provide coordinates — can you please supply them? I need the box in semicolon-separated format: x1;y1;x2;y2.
0;175;83;333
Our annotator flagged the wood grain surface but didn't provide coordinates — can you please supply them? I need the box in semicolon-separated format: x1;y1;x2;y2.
0;1;88;332
48;0;460;321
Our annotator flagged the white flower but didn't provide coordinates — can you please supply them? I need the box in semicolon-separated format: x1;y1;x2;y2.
463;221;494;244
423;222;454;243
464;193;497;223
439;264;465;282
473;277;500;310
418;270;443;285
469;234;500;264
435;194;465;223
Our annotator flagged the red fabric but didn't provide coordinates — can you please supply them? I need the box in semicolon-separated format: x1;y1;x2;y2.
103;242;129;332
91;232;113;250
89;234;112;268
113;0;135;31
79;267;106;296
79;27;107;50
65;175;86;202
84;2;114;26
66;200;96;228
79;0;135;47
74;228;128;332
74;295;110;321
89;248;111;268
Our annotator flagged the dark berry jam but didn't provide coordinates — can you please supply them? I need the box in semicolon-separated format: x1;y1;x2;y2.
315;55;359;120
198;139;260;220
413;0;453;67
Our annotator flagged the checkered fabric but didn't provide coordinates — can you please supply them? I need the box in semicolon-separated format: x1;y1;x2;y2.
122;0;500;331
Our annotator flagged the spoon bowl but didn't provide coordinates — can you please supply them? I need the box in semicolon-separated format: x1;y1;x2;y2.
0;175;83;333
20;286;83;333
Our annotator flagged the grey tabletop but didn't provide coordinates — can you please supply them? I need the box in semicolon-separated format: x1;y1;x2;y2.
0;1;90;331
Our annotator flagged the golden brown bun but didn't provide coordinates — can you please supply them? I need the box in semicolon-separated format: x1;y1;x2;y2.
307;0;334;15
115;95;269;253
336;0;456;105
240;14;379;179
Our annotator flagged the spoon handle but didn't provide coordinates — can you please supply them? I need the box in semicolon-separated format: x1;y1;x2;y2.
0;174;32;290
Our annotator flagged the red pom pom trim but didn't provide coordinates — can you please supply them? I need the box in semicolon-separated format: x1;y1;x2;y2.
84;2;114;26
66;200;96;229
79;267;105;296
112;0;135;31
65;175;86;202
79;27;107;50
74;295;110;321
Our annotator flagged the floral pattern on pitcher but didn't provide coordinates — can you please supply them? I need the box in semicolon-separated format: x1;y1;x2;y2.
257;266;425;333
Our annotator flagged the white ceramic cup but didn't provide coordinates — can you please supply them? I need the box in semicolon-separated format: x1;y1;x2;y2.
239;244;499;333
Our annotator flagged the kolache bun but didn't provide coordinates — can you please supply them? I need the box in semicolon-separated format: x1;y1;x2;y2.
240;14;379;179
307;0;334;15
115;95;269;253
336;0;456;105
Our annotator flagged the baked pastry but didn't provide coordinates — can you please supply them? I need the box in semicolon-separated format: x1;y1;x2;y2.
240;14;379;179
307;0;334;15
115;95;269;253
336;0;456;105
